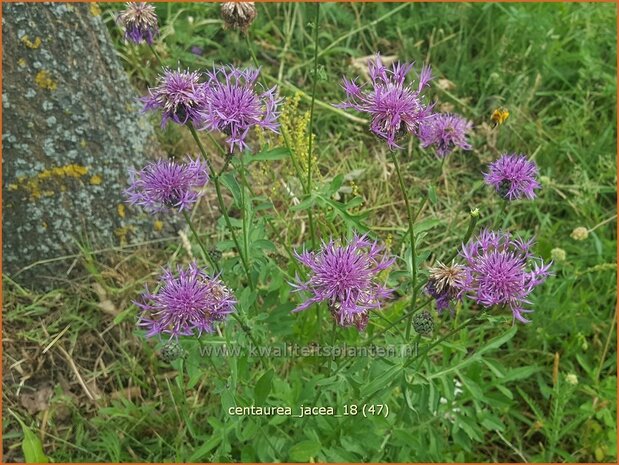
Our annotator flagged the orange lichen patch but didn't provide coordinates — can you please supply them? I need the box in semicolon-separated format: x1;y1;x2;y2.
90;175;103;185
34;70;57;91
21;35;42;49
10;164;89;200
153;220;164;232
38;164;88;180
18;58;27;68
117;204;126;218
89;3;101;16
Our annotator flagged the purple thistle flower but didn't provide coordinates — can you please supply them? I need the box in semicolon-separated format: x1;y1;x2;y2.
419;113;473;158
200;66;281;153
484;153;541;200
136;263;236;339
124;156;210;213
190;45;204;56
117;2;159;45
142;68;206;128
291;235;395;331
459;229;551;323
336;54;433;149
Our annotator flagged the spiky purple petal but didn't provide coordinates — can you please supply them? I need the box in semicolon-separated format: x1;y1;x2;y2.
200;66;281;153
124;157;209;213
136;263;236;339
419;113;473;158
336;54;433;149
459;229;551;323
484;154;541;200
291;234;395;331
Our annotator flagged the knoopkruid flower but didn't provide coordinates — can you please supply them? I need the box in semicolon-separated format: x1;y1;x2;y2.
419;113;473;158
124;157;209;213
142;68;206;128
484;154;541;200
136;262;236;339
221;2;258;33
336;54;433;149
459;229;551;323
425;261;466;313
201;66;280;153
117;2;159;45
291;235;395;331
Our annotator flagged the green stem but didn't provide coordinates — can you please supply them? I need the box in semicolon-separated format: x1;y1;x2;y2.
181;210;220;273
443;212;479;264
305;2;320;250
232;313;266;366
147;43;163;67
187;122;254;290
239;156;251;275
403;311;484;369
390;152;418;340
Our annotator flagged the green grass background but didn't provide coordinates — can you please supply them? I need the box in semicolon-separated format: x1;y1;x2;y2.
3;2;617;462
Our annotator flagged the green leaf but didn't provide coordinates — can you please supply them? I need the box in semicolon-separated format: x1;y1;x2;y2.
219;172;242;207
360;365;400;398
250;147;290;162
289;440;321;461
189;435;222;461
254;369;274;405
13;414;49;463
428;185;437;204
415;218;442;233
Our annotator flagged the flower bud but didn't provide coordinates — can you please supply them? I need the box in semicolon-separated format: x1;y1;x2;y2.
570;227;589;241
550;247;566;262
160;341;185;363
221;2;257;33
412;310;434;336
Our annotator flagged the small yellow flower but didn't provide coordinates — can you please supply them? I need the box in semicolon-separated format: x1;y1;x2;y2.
565;373;578;386
570;227;589;241
550;247;567;262
491;107;509;128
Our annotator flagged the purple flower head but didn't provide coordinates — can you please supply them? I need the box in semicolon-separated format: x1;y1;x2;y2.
190;45;204;56
142;68;206;127
117;2;159;45
336;54;433;149
124;156;210;213
291;234;395;331
484;154;541;200
136;263;236;339
200;66;281;153
419;113;473;158
459;229;551;323
424;261;466;314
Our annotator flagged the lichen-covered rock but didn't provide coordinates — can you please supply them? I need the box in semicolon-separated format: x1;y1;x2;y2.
2;3;168;287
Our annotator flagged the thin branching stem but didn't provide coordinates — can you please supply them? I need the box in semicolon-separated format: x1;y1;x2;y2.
306;2;320;250
187;122;254;290
390;152;418;340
